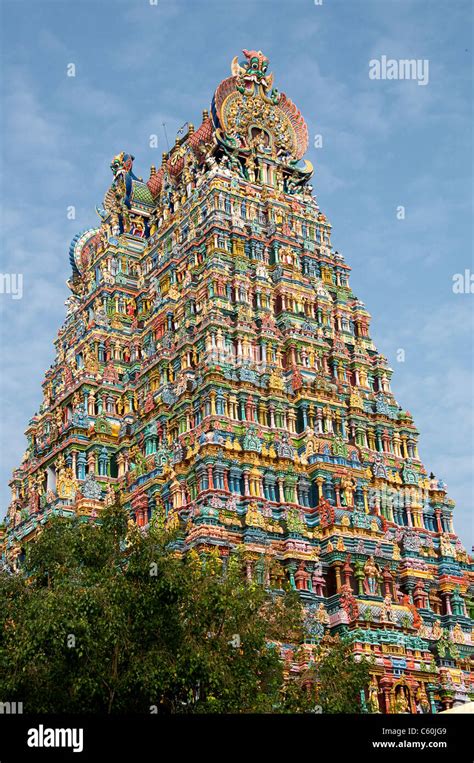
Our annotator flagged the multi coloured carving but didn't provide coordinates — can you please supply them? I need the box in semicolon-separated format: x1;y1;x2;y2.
2;51;473;714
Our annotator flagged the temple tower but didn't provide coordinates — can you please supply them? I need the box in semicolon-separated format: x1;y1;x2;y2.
4;50;473;713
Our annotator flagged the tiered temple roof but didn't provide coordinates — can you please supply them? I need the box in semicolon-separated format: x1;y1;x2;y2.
3;50;473;714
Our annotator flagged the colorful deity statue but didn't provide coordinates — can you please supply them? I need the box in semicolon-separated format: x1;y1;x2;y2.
394;685;411;714
380;594;393;622
363;556;381;596
315;602;330;626
312;562;325;597
368;678;380;713
245;502;265;529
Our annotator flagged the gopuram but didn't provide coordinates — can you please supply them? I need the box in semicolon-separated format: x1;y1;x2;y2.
3;51;473;713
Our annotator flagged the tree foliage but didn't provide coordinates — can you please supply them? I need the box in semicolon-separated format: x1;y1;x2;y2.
312;635;373;713
0;506;370;714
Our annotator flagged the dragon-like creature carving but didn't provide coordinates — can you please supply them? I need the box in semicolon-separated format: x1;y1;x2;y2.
231;49;280;104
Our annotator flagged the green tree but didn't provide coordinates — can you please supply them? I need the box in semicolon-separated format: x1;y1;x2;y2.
311;635;373;713
0;506;369;714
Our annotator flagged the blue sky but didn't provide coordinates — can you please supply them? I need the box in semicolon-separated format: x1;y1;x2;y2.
0;0;472;547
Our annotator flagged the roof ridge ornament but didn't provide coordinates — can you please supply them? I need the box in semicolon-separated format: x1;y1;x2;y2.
211;50;310;169
231;49;280;104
